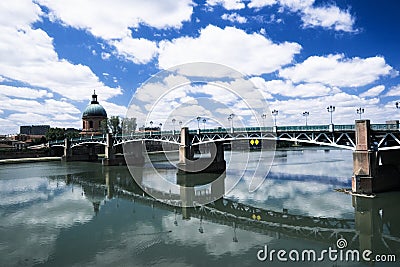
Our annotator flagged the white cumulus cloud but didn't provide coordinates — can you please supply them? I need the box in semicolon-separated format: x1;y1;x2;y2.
0;1;122;101
360;85;385;98
248;0;277;9
251;78;333;98
112;37;158;64
385;84;400;97
301;5;355;32
221;13;247;23
279;54;393;87
158;25;301;75
37;0;194;39
0;85;52;99
206;0;245;10
247;0;355;32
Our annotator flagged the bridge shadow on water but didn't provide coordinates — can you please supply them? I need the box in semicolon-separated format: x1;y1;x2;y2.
48;163;400;260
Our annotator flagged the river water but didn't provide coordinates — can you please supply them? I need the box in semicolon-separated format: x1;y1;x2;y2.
0;149;399;266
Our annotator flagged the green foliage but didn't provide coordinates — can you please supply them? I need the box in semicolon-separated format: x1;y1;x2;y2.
100;119;109;134
122;117;137;134
65;130;80;139
46;127;65;141
109;116;122;135
45;128;79;141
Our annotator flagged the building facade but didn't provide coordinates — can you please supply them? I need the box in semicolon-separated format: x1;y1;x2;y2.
80;91;108;136
20;125;50;135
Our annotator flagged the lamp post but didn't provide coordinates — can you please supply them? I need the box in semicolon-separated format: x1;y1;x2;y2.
179;121;182;128
149;121;153;137
202;118;206;130
261;113;267;128
327;105;335;124
356;107;364;120
272;110;278;126
228;113;235;133
196;116;201;131
159;123;162;131
172;118;176;133
302;111;309;126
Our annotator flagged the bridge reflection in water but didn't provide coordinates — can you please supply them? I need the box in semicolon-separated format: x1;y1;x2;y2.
57;164;400;258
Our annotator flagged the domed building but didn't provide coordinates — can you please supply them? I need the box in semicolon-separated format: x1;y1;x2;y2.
80;91;107;136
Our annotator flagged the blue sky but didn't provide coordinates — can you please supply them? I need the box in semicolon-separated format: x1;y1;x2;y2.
1;0;400;134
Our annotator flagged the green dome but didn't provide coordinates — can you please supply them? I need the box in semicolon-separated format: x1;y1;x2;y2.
82;91;107;118
83;103;107;117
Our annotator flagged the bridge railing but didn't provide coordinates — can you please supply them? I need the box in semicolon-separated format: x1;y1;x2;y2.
48;123;400;145
371;123;399;131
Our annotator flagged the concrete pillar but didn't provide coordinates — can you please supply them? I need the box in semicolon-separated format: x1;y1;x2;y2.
179;127;193;164
352;120;377;194
212;142;225;163
62;138;72;161
178;127;226;174
103;133;128;166
105;133;115;160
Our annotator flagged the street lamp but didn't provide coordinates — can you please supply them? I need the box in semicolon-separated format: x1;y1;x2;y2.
196;116;201;130
159;123;162;130
202;118;206;130
149;121;153;128
356;107;364;120
272;110;278;126
302;111;309;126
261;113;267;128
228;113;235;131
327;105;335;124
179;121;182;128
172;118;176;132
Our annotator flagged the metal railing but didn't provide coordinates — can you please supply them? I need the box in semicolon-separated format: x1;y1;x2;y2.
48;123;400;144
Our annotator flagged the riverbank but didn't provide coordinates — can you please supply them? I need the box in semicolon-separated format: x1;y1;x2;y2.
0;156;61;165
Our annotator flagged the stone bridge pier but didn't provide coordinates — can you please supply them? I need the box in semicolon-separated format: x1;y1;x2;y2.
177;127;226;174
62;138;72;161
61;138;97;162
352;120;400;193
103;133;145;166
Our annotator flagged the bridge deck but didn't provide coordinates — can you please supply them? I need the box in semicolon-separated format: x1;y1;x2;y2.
49;123;400;151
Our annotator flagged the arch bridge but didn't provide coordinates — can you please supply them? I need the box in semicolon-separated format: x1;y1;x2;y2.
49;120;400;194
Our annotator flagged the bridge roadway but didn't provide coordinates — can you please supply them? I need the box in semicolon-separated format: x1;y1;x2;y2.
50;122;400;151
57;169;400;254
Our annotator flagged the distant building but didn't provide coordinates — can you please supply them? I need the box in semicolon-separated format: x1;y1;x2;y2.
20;125;50;135
80;91;108;136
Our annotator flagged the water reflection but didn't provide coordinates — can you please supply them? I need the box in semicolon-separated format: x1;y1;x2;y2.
0;150;399;266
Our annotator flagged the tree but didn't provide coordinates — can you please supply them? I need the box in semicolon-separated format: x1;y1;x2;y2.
122;117;137;134
46;127;65;141
100;119;109;134
109;116;122;135
65;130;80;139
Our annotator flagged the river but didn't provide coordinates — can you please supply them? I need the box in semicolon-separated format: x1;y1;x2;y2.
0;148;399;266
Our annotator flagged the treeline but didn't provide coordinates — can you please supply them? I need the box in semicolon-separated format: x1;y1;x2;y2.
45;116;137;141
99;116;137;135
